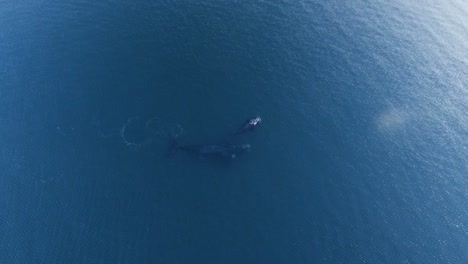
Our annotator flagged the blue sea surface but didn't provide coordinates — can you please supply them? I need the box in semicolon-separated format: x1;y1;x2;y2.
0;0;467;263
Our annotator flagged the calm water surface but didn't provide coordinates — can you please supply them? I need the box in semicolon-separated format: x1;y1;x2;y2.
0;0;466;263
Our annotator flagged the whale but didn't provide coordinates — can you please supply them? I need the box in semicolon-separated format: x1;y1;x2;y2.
166;137;250;159
234;116;261;135
164;116;260;160
179;143;251;158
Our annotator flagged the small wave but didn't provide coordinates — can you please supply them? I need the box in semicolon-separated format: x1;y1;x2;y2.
167;123;184;138
92;115;184;150
120;117;153;149
118;116;184;150
56;126;75;136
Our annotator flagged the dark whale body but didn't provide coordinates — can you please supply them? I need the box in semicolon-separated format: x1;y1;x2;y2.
179;143;251;158
165;116;260;160
166;137;250;159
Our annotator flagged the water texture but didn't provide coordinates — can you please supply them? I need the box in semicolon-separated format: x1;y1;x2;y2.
0;0;466;263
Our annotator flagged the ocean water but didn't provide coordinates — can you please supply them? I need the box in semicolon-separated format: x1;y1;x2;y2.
0;0;467;263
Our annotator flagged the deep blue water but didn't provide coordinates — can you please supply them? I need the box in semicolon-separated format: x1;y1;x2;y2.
1;0;467;263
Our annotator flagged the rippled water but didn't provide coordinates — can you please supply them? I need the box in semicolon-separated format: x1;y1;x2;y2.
0;1;466;263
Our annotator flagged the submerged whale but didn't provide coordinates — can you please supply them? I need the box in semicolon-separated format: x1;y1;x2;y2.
234;116;261;135
166;138;250;159
165;116;260;160
179;143;251;158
